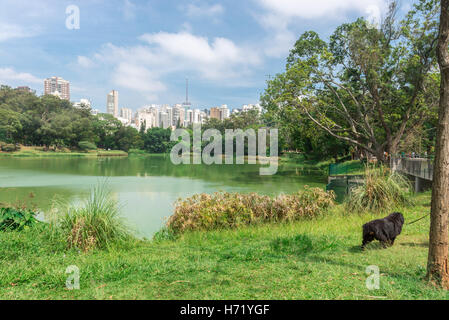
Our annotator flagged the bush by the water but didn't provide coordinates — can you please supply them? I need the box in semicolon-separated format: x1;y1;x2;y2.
78;141;97;151
56;183;132;252
0;143;20;152
0;207;40;231
167;187;335;234
345;166;412;213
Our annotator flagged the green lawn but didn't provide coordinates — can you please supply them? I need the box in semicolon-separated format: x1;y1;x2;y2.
0;149;127;158
0;192;446;300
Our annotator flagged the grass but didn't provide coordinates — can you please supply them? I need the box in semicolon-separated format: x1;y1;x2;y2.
0;191;446;300
53;183;134;252
0;146;127;158
346;166;413;213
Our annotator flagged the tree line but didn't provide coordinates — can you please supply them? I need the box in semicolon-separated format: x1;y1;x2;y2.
0;85;174;153
0;86;269;155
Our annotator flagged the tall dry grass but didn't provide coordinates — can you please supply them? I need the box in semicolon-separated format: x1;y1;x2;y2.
167;187;335;234
345;166;412;213
55;183;133;252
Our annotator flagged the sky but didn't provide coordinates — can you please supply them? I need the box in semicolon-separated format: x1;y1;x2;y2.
0;0;415;112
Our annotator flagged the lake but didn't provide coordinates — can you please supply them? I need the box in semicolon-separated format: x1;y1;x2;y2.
0;155;326;237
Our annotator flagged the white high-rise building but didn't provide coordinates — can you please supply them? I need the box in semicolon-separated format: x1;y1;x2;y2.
172;104;185;127
161;105;173;128
220;105;230;120
107;90;119;117
192;109;201;124
159;112;171;129
120;108;133;124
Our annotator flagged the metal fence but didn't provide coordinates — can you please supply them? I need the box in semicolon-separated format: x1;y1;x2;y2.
326;175;364;202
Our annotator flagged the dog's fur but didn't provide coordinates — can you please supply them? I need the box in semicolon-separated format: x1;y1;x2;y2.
361;212;404;250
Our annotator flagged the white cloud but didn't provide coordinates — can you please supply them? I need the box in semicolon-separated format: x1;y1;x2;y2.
254;0;389;57
113;62;166;93
0;23;38;42
185;3;224;17
0;67;42;85
257;0;387;20
123;0;136;21
77;56;95;68
89;31;261;100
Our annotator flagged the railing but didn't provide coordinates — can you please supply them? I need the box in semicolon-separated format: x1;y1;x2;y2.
390;157;434;181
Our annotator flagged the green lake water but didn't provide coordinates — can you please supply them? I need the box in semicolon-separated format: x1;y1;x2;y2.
0;155;326;237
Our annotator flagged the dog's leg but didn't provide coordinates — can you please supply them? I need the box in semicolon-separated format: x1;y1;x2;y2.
390;237;396;246
361;231;375;250
380;241;389;249
361;237;373;250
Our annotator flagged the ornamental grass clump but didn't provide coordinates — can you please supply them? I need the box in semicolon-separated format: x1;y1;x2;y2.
57;183;133;252
345;166;412;213
167;187;335;234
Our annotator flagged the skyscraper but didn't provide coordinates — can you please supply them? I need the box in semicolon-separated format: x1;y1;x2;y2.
120;108;133;123
107;90;119;117
44;76;70;101
210;107;221;120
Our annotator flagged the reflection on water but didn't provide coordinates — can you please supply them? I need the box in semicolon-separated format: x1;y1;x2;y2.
0;156;326;237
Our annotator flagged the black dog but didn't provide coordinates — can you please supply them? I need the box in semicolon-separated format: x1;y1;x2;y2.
361;212;404;250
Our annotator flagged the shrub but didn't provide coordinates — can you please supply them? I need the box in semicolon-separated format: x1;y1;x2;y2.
1;144;18;152
345;166;412;213
167;187;335;234
0;207;40;231
128;149;147;155
56;183;133;252
78;141;97;151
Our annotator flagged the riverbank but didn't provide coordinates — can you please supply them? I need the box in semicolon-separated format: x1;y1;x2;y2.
0;191;445;300
0;146;127;158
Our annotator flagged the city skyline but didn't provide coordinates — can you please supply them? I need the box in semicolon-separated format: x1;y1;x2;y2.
40;74;260;115
0;0;414;112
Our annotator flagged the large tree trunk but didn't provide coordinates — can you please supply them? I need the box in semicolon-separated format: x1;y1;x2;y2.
427;0;449;289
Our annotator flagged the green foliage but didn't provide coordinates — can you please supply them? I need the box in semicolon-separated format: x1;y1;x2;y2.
0;87;143;152
78;141;97;151
142;127;173;153
0;207;40;231
345;166;413;213
261;2;440;161
55;183;133;252
167;187;335;234
1;143;19;152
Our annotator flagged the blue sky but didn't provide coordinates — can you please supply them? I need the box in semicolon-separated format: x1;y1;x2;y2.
0;0;414;112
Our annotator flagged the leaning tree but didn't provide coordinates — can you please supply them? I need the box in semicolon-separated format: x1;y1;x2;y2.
262;0;440;162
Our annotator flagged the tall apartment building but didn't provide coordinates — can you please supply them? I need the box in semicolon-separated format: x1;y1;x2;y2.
220;105;230;120
107;90;119;117
210;107;221;120
44;76;70;101
159;112;171;129
172;104;185;127
120;108;133;123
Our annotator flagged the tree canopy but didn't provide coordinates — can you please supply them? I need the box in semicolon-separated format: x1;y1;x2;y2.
262;0;440;161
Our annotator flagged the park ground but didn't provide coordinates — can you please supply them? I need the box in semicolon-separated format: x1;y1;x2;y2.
0;146;127;157
0;191;447;300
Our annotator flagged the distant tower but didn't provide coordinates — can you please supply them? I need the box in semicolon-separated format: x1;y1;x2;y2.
182;78;192;109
